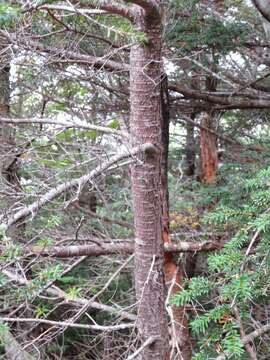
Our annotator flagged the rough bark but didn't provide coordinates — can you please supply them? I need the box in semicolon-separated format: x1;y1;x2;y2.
200;74;219;184
130;4;169;359
200;111;218;184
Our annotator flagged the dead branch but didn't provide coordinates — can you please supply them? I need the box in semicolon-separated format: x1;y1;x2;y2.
0;240;221;258
0;143;155;229
0;317;134;332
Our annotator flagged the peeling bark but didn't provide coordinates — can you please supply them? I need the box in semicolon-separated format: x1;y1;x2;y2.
200;111;218;184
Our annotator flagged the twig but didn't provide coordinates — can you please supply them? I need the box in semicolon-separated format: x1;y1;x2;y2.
126;335;160;360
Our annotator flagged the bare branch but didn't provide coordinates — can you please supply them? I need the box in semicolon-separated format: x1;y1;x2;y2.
0;240;221;258
169;84;270;110
216;324;270;360
38;2;135;22
242;324;270;345
74;204;134;229
234;308;257;360
0;30;129;72
127;335;160;360
0;143;156;229
0;116;127;137
3;269;137;321
252;0;270;22
0;317;134;332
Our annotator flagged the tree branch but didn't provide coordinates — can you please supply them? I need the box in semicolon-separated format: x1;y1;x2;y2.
123;0;160;18
38;2;135;22
169;84;270;110
3;269;137;321
215;324;270;360
0;30;129;73
0;240;221;258
0;143;155;229
242;324;270;345
252;0;270;23
0;317;134;332
127;335;160;360
0;116;127;137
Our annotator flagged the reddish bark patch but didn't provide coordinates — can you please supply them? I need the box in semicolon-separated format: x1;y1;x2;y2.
200;112;218;184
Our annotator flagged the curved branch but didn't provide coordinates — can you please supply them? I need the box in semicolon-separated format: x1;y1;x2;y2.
0;143;155;229
123;0;160;18
0;116;127;137
252;0;270;22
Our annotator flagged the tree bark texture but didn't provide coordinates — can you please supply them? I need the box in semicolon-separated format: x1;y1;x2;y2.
200;111;218;184
130;5;169;359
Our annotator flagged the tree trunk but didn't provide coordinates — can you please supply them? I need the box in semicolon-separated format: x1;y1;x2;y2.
200;73;218;184
161;76;191;359
185;113;196;177
200;111;218;184
130;5;169;359
0;54;35;360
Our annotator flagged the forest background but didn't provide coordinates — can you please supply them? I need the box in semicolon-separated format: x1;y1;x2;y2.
1;0;270;359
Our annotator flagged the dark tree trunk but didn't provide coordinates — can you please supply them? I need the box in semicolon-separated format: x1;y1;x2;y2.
185;113;196;177
130;5;169;359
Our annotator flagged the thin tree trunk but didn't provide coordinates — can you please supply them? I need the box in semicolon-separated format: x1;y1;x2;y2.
185;113;196;177
130;5;169;359
200;74;218;184
161;76;191;359
0;56;35;360
200;111;218;184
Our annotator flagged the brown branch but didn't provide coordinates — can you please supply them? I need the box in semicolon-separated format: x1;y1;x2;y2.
242;324;270;345
216;324;270;360
0;240;221;258
169;84;270;109
234;308;258;360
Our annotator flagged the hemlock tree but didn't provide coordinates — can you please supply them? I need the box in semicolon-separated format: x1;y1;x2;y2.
2;1;270;359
